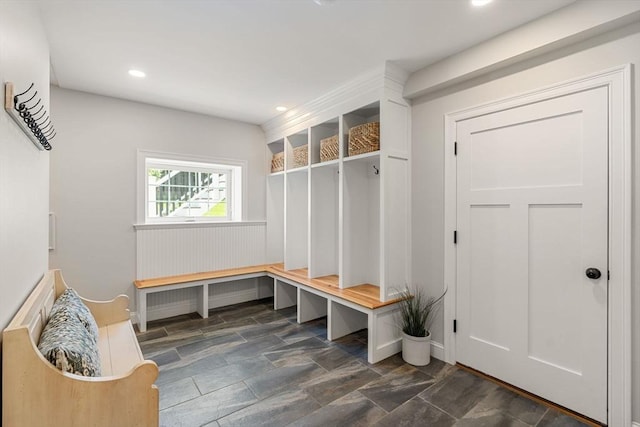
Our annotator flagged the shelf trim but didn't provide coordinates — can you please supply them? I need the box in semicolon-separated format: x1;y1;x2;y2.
286;165;309;174
311;159;340;169
343;150;380;163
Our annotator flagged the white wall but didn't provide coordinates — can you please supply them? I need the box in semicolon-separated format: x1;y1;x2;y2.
410;22;640;423
49;88;266;302
0;2;50;330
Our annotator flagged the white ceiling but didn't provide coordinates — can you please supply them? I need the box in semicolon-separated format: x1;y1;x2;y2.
38;0;575;125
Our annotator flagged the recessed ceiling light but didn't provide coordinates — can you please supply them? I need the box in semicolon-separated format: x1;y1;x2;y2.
471;0;493;6
276;106;288;112
128;69;146;78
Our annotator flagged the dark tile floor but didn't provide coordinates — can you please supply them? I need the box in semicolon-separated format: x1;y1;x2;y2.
136;298;590;427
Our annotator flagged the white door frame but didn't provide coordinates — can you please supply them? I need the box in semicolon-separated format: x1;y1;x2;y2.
443;65;632;427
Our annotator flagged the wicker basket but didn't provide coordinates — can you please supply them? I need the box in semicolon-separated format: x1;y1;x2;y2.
271;151;284;173
320;135;339;162
293;144;308;168
348;122;380;156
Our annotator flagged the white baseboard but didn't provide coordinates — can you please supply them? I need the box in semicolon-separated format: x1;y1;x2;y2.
431;340;445;362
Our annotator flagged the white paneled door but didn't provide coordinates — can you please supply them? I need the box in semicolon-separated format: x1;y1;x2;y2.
455;86;608;423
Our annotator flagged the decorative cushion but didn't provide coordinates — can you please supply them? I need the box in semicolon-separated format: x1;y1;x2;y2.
37;290;102;377
51;288;99;341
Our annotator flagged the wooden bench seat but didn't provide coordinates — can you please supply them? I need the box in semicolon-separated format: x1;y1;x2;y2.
134;264;274;289
134;264;403;363
3;270;159;427
98;321;145;376
266;265;399;310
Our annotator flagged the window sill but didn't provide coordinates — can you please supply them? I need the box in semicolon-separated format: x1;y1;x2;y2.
133;220;266;231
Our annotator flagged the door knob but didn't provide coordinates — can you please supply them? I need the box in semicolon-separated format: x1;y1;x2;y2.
585;268;602;280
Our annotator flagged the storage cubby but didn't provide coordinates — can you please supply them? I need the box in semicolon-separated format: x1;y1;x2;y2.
265;66;411;302
284;169;308;270
342;154;380;288
268;139;285;175
309;162;339;278
286;129;309;171
310;118;340;166
343;102;380;159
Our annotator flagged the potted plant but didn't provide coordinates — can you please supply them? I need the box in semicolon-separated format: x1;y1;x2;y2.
397;286;446;366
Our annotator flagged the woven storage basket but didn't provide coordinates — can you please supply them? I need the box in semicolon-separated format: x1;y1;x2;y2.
320;135;339;162
293;144;308;168
271;151;284;173
348;122;380;156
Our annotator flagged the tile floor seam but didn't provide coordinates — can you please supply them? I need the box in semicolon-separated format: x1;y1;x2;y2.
191;373;207;396
214;385;308;426
241;378;263;402
532;406;550;426
299;388;325;411
534;408;551;427
208;382;260;424
417;394;460;421
497;410;537;426
355;390;390;415
159;377;204;411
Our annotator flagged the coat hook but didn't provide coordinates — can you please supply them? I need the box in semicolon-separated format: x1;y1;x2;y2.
41;121;53;132
373;165;379;175
26;98;41;110
35;113;48;125
17;90;38;111
14;82;34;98
6;82;56;151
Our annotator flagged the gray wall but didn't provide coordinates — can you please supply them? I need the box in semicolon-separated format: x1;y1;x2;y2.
410;22;640;423
0;2;50;330
49;87;267;302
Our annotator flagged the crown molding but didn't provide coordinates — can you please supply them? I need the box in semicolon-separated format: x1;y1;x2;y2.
261;62;409;142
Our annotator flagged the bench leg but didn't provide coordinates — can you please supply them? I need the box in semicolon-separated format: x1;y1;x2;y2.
196;284;209;319
368;307;402;364
137;289;147;333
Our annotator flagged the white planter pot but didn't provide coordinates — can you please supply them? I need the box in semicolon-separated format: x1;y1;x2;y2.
401;331;431;366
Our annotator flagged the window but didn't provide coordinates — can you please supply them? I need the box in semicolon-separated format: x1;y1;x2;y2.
138;151;244;223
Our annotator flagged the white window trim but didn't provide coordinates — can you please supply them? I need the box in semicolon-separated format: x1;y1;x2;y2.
137;150;247;224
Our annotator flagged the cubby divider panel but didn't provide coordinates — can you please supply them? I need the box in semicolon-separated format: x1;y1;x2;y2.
298;288;328;323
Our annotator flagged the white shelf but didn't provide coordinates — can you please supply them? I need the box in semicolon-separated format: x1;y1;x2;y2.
286;165;309;174
311;159;339;169
343;150;380;163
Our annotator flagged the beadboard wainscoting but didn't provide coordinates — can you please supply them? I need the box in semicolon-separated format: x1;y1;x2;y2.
135;221;271;322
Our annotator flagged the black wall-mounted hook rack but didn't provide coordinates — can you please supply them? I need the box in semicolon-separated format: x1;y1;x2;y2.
4;82;56;151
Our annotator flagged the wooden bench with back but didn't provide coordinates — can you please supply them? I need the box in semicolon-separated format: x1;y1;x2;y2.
2;269;159;427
